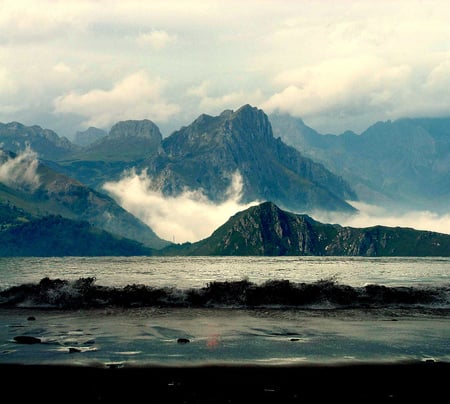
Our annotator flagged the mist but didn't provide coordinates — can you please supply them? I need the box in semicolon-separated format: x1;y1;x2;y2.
311;201;450;236
103;168;450;243
103;170;260;243
0;146;40;190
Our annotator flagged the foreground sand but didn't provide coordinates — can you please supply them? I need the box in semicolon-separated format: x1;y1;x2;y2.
2;360;448;403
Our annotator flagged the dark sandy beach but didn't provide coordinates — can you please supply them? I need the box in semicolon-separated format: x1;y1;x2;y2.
2;360;448;403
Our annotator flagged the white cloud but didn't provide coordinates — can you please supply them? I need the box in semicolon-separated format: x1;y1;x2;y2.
197;90;264;114
136;30;176;50
53;71;180;129
0;67;16;94
261;56;414;126
0;146;40;190
0;67;20;114
187;81;265;116
0;4;75;45
1;1;450;140
102;169;260;243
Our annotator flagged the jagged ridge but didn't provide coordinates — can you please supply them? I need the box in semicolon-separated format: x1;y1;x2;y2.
160;201;450;256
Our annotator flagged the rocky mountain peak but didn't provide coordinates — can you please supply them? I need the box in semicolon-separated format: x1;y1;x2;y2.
147;105;357;213
109;119;162;140
223;105;273;144
0;121;77;159
166;201;450;256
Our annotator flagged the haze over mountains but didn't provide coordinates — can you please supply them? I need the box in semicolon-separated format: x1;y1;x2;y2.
0;104;449;255
270;113;450;214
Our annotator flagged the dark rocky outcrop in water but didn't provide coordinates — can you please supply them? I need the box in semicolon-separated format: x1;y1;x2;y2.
13;335;41;344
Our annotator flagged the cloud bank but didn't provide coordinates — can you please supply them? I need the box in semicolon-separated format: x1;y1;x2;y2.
103;170;260;243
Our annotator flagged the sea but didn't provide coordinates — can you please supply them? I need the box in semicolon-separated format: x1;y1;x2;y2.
0;256;449;368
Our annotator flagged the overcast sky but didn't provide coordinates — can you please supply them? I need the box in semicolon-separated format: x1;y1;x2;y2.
1;0;450;240
2;0;450;139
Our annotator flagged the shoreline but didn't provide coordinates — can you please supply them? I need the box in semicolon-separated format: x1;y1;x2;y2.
2;360;448;403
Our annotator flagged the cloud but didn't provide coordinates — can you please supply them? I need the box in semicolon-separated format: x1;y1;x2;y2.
136;30;176;50
53;71;180;129
0;146;40;190
187;81;265;116
102;169;260;243
261;56;414;128
0;67;17;95
0;3;75;45
253;1;450;133
2;0;450;138
311;201;450;236
0;65;21;114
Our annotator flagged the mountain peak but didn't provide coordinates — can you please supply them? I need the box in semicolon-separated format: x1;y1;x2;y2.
232;104;266;121
73;127;107;147
161;202;450;256
71;119;163;162
235;103;258;113
0;121;77;159
151;106;357;213
220;104;273;144
109;119;162;140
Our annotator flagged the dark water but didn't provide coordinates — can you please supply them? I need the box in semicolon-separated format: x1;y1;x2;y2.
0;256;449;367
1;276;449;309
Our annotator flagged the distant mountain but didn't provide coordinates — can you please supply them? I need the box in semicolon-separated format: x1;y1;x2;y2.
47;119;164;189
3;110;448;216
0;121;79;160
40;107;357;215
0;215;153;257
160;201;450;256
0;149;170;249
73;127;107;147
70;119;163;162
138;105;357;214
270;113;450;212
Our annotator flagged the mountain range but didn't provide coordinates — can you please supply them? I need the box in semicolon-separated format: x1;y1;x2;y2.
40;105;357;214
270;113;450;213
0;148;169;250
0;104;449;256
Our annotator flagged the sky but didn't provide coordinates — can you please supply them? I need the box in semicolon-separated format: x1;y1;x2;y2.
2;0;450;139
1;0;450;242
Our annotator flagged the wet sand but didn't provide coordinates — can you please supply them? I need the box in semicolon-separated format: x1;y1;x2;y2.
2;360;448;403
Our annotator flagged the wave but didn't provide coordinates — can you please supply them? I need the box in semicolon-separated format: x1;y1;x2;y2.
1;277;450;310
